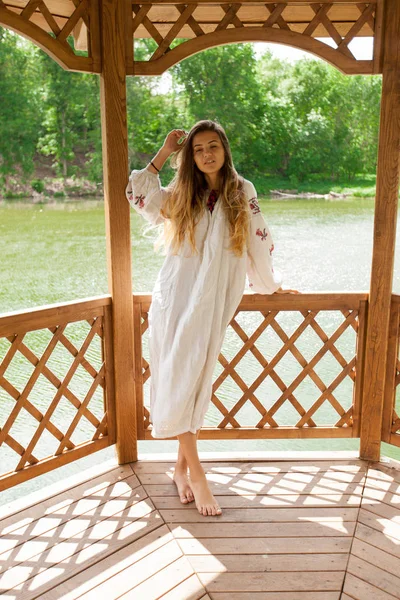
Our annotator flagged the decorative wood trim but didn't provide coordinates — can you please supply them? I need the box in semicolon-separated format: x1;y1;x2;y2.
360;0;400;461
352;299;368;437
133;26;374;76
137;293;363;440
0;295;111;337
0;2;98;72
103;304;117;444
133;300;145;440
381;299;399;443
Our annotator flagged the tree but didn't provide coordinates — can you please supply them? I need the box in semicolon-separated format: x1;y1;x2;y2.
0;30;42;182
36;46;100;178
171;44;266;175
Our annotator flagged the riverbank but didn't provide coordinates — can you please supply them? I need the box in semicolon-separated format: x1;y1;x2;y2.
0;176;103;201
253;174;378;199
0;173;379;201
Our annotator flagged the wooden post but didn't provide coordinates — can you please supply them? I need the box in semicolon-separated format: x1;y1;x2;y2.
360;0;400;461
99;0;137;463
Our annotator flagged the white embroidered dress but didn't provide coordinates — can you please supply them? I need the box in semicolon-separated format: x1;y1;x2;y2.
126;167;282;438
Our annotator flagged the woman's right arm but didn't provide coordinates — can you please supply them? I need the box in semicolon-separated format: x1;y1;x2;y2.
125;129;187;225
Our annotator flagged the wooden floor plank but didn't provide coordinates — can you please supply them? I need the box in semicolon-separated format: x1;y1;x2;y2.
77;540;184;599
351;538;400;579
137;471;365;488
36;524;172;600
355;522;400;559
0;481;146;578
0;461;125;522
143;482;365;498
187;553;347;572
211;594;340;600
342;572;397;600
0;467;135;537
159;507;359;523
131;461;366;475
368;464;400;485
346;555;400;598
170;521;355;538
198;571;344;592
1;500;157;600
358;508;400;540
151;494;362;510
361;496;400;521
179;537;351;555
118;556;194;600
6;457;400;600
150;573;205;600
362;486;400;508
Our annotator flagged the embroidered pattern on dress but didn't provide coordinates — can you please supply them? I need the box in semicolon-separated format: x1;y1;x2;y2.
269;244;274;255
207;189;219;214
249;196;261;215
256;227;268;241
135;194;145;209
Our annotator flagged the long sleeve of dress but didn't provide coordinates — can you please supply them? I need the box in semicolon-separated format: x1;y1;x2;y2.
125;167;169;225
245;180;283;294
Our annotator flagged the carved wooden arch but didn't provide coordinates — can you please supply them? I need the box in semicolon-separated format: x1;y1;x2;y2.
0;0;100;73
130;1;382;77
133;26;373;76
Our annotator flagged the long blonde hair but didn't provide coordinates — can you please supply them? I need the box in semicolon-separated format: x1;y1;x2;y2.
160;120;250;257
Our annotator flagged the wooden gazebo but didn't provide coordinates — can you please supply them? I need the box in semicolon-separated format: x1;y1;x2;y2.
0;1;400;598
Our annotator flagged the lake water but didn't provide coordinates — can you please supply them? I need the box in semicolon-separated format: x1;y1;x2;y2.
1;196;400;504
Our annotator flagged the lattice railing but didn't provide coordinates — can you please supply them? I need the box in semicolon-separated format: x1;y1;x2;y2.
133;293;368;439
0;296;115;491
131;1;379;75
0;0;100;72
382;294;400;448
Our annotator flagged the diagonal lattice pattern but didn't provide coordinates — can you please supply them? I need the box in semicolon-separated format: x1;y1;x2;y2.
0;0;98;70
0;308;112;486
388;300;400;440
139;297;364;437
132;2;376;74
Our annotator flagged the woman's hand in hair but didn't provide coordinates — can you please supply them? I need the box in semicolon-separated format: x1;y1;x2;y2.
162;129;187;155
274;287;301;294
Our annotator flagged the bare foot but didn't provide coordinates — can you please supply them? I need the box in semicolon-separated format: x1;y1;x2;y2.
173;467;195;504
189;474;222;516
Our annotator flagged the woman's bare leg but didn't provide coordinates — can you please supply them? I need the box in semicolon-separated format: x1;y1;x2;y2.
173;442;194;504
177;431;222;516
172;429;201;504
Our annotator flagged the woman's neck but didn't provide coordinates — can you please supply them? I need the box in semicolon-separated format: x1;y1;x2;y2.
205;173;221;191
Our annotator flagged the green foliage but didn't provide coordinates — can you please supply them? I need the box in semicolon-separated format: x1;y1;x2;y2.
0;33;382;187
31;178;45;193
172;44;266;173
0;30;41;177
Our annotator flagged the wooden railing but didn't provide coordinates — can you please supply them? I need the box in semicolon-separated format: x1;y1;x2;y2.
4;290;400;491
382;294;400;447
0;296;115;491
133;292;368;440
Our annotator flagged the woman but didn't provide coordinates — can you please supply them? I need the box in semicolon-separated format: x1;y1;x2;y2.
126;120;297;517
